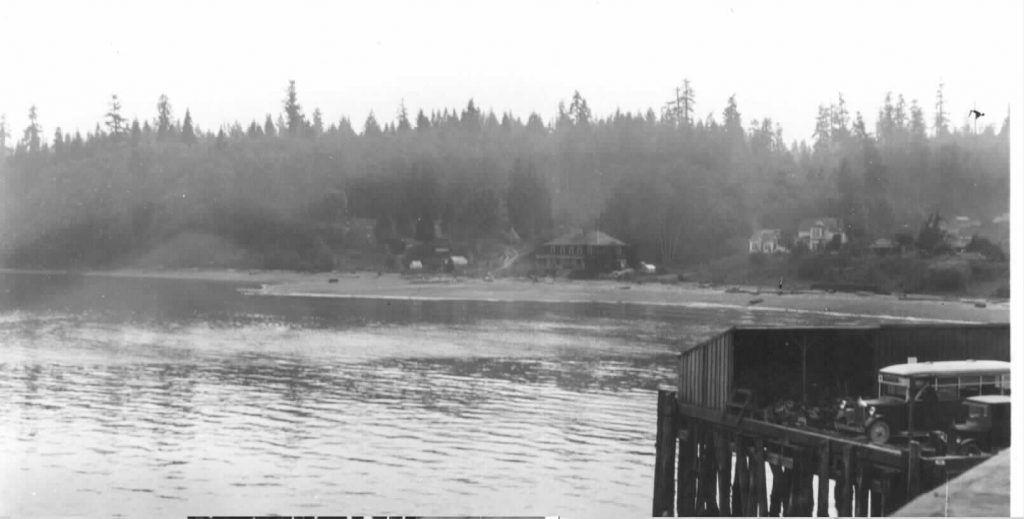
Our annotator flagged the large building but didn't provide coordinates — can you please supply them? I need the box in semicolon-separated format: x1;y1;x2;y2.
797;217;847;251
534;230;628;273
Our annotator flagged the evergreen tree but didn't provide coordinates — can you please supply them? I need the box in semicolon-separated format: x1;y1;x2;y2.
934;82;948;136
0;114;8;150
247;120;263;138
722;94;742;135
130;119;142;144
263;114;276;137
909;100;926;140
397;101;411;132
526;112;546;133
415;109;430;131
364;111;382;136
181;109;196;145
21;105;42;153
312;108;324;134
52;127;64;156
568;90;591;126
156;94;173;139
555;101;572;130
105;94;127;136
283;80;305;134
812;105;830;153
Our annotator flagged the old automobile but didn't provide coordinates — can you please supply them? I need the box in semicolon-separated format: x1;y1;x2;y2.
950;394;1011;455
835;359;1010;445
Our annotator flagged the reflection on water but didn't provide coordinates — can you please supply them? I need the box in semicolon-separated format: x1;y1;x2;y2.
0;272;902;518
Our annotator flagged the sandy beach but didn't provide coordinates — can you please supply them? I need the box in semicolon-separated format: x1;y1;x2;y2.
4;268;1007;324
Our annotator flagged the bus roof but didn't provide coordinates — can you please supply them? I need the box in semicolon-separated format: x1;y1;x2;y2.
964;395;1012;405
880;359;1010;377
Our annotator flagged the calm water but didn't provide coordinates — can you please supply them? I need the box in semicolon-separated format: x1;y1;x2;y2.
0;272;898;518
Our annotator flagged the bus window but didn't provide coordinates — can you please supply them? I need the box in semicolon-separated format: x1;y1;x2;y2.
935;377;958;401
980;375;999;395
959;376;981;399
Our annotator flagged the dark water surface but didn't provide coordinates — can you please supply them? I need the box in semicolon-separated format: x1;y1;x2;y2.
0;272;896;518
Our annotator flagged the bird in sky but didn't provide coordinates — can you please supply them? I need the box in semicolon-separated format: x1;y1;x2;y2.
969;109;985;120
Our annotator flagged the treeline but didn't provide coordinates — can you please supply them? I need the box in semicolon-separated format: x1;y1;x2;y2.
0;81;1009;271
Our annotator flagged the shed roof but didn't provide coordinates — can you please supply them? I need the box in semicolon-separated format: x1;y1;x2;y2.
544;230;626;247
879;359;1010;377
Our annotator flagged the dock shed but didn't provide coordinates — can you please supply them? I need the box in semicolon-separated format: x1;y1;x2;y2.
677;324;1010;411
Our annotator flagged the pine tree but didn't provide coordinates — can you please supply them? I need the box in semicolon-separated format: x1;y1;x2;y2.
181;109;196;145
0;114;8;151
364;111;382;137
934;82;948;136
52;127;64;156
723;95;742;135
264;114;276;137
812;104;830;153
130;119;142;144
105;94;127;136
156;94;173;139
568;90;591;126
21;105;42;153
396;101;411;132
415;109;430;131
283;80;305;134
312;108;324;134
247;120;263;138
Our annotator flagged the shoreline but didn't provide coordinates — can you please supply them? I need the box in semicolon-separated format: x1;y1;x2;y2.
1;267;1008;324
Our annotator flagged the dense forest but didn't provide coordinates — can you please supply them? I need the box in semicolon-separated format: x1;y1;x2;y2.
0;81;1009;278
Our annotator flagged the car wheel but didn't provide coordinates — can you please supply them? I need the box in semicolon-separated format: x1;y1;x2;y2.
867;419;891;445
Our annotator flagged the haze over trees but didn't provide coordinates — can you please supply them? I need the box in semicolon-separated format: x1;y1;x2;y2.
0;81;1009;271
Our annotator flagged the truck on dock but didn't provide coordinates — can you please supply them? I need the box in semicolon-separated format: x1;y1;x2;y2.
950;394;1011;455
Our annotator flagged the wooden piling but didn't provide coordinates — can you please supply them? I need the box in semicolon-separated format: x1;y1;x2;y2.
794;448;816;516
854;453;869;517
769;458;789;516
735;436;752;517
715;430;732;516
653;388;677;517
697;427;720;516
870;487;882;518
837;445;853;517
816;442;830;517
678;420;698;516
752;439;769;517
906;440;921;499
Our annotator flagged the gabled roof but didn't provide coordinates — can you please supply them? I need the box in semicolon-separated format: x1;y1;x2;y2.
798;217;843;234
750;229;781;241
544;229;626;247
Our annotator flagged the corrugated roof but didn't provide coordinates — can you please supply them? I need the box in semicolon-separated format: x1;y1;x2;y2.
544;230;626;247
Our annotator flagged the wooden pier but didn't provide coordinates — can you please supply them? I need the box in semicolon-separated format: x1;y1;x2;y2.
652;324;1009;517
652;387;991;517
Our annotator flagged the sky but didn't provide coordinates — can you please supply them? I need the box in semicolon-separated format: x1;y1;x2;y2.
0;0;1021;144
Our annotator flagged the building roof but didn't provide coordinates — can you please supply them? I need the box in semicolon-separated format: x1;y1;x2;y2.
544;230;626;247
797;217;843;234
880;359;1010;377
749;229;781;241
